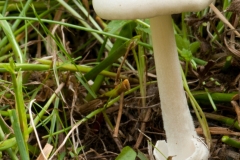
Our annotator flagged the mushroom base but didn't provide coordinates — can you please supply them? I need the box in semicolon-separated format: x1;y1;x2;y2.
153;138;209;160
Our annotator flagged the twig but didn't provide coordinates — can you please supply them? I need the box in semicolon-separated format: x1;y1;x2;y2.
113;93;124;137
231;101;240;127
209;3;240;37
134;108;152;149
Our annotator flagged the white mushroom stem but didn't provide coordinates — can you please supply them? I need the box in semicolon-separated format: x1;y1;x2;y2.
92;0;212;158
150;15;208;160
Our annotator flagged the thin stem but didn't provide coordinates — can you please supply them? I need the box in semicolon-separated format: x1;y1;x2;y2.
150;15;205;159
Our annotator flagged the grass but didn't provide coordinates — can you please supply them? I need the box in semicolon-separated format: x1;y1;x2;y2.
0;0;239;159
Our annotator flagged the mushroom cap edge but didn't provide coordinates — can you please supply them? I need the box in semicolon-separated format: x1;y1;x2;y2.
93;0;214;20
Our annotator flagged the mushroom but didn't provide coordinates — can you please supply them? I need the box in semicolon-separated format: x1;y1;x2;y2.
92;1;213;159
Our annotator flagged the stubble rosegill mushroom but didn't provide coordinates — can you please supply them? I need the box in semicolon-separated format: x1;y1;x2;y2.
92;0;213;159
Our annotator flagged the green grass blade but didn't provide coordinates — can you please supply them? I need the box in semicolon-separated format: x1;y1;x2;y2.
85;22;137;100
84;23;138;81
11;0;33;32
0;14;23;63
0;16;152;50
0;15;29;148
9;110;29;160
0;4;60;56
3;59;29;144
0;121;18;159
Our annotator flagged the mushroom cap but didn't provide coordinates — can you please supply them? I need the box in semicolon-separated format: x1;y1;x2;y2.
93;0;213;20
